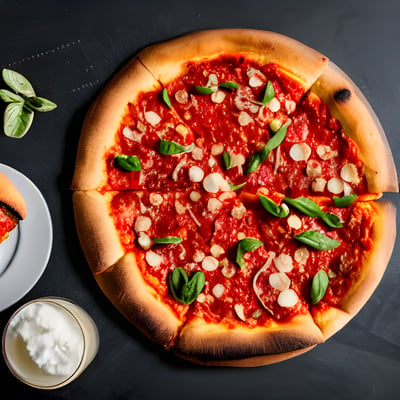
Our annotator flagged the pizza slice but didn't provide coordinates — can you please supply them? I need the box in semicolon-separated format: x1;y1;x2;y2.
0;172;27;243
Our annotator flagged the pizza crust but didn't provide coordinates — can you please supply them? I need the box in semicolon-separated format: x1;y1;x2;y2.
311;306;352;340
311;62;398;194
71;57;162;191
73;191;125;274
0;172;27;219
138;29;329;90
338;200;396;315
95;253;183;348
172;313;324;367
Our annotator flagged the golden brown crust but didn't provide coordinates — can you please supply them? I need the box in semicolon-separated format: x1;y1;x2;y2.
139;29;329;90
72;191;125;274
0;172;27;219
311;62;398;194
311;306;352;340
95;253;183;348
71;57;162;190
172;313;324;367
338;200;396;315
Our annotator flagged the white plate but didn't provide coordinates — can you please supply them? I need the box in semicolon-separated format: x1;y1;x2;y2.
0;164;52;311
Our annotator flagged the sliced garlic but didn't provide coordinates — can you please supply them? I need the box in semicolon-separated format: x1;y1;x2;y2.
145;250;162;267
188;166;204;182
144;111;161;126
212;284;225;298
274;253;293;273
210;244;225;258
306;160;322;178
277;289;298;308
294;247;309;264
137;232;152;250
287;214;302;230
311;177;327;192
134;216;152;233
269;272;291;291
327;177;344;194
238;111;254;126
268;97;281;113
202;256;219;271
175;89;188;104
289;143;311;161
340;163;358;183
234;304;246;321
316;145;338;161
189;191;201;202
203;173;230;193
211;90;226;104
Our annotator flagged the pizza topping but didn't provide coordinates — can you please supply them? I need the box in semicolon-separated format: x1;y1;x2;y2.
235;238;263;268
114;155;142;171
159;139;194;155
287;214;302;230
340;163;358;183
162;88;172;109
316;144;338;161
294;230;340;250
310;270;329;304
259;195;290;218
267;97;281;113
211;90;226;104
233;304;246;322
202;173;230;193
174;89;189;104
189;191;201;202
144;111;161;126
269;272;291;291
201;256;219;271
169;267;205;305
134;216;152;233
238;111;254;126
153;236;183;244
137;232;152;250
210;244;225;258
327;177;344;194
212;284;225;299
247;68;266;88
294;246;309;264
145;250;163;267
289;143;311;161
277;289;298;308
333;194;357;207
195;85;218;95
311;177;327;193
306;160;322;177
274;253;293;273
188;166;205;182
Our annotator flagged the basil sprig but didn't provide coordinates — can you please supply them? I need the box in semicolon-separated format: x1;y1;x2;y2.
311;270;329;304
229;181;247;191
153;236;183;244
169;267;205;305
294;230;340;251
195;85;218;95
247;119;291;173
222;151;231;169
262;81;275;105
159;139;194;155
162;88;172;109
333;194;357;208
114;154;142;171
0;69;57;138
236;238;263;268
284;197;342;228
259;195;289;218
219;81;239;90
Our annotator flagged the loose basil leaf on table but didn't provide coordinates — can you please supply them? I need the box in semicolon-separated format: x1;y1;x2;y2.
24;96;57;112
294;230;340;251
114;154;142;171
259;195;290;218
311;270;329;304
283;197;342;228
236;238;263;268
0;89;23;103
153;236;183;244
4;102;34;138
2;68;36;97
333;194;357;208
169;267;205;305
159;139;194;155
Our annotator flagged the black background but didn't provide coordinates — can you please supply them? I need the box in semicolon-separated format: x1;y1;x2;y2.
1;0;400;399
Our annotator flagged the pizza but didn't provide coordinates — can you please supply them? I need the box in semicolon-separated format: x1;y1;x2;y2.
0;172;27;243
71;29;398;366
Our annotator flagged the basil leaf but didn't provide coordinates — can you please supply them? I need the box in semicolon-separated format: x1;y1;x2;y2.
153;236;183;244
259;195;290;218
284;197;342;228
246;152;261;174
162;88;172;109
260;118;291;162
159;140;194;155
262;81;275;105
114;154;142;171
229;182;247;191
219;81;239;90
3;102;34;138
169;267;205;305
195;85;217;95
294;230;340;251
311;270;329;304
24;96;57;112
333;194;357;208
236;238;263;268
0;89;23;103
222;151;231;169
2;68;35;97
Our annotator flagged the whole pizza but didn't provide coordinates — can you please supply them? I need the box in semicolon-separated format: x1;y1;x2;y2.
71;29;398;366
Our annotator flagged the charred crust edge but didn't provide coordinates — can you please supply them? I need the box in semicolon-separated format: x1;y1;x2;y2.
334;88;352;104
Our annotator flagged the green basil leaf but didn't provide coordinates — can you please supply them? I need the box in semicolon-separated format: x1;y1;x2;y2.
260;118;291;162
162;88;172;109
333;194;357;208
3;102;34;138
222;151;231;169
114;154;142;171
219;81;239;90
159;140;194;155
195;85;218;95
311;270;329;304
229;181;247;191
236;238;263;268
0;89;23;103
262;81;275;105
24;96;57;112
2;68;35;97
246;152;261;174
284;197;342;228
169;267;205;305
259;195;290;218
153;236;183;244
294;230;340;251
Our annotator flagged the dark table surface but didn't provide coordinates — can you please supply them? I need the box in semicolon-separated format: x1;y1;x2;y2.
1;0;400;398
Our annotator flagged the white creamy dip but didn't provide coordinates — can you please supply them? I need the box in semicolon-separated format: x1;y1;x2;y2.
8;301;84;376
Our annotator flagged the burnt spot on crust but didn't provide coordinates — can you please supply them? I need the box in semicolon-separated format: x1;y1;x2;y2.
334;88;352;104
